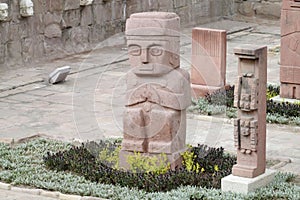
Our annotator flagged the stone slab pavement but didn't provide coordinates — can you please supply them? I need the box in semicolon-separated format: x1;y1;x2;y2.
0;20;299;199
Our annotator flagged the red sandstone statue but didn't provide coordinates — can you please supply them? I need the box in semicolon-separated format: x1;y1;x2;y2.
120;12;191;168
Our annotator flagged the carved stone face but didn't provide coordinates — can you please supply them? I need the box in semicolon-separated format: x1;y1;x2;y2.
20;0;34;17
80;0;94;6
127;37;179;76
0;3;8;21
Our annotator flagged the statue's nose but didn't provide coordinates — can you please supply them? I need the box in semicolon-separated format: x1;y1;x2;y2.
140;49;149;64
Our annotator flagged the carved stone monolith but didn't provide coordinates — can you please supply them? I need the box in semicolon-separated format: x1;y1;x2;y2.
120;12;191;170
280;0;300;99
232;45;267;178
191;28;227;98
221;45;275;194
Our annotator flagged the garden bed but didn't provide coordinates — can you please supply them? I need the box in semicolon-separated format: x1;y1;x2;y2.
0;138;299;200
189;84;300;126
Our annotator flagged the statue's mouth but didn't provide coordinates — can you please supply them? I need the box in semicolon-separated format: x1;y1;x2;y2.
139;65;154;71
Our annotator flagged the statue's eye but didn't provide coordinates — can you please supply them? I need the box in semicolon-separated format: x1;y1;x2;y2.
149;46;163;56
128;45;141;56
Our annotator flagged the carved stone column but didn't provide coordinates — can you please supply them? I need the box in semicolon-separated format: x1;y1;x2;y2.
232;45;267;178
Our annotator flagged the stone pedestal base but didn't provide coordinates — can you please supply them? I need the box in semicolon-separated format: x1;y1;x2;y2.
221;169;276;194
119;149;185;171
191;84;228;98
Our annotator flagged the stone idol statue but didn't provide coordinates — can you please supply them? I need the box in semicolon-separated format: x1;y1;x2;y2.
120;12;191;169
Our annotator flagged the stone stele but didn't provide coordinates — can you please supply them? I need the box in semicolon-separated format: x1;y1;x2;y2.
232;45;267;178
191;27;227;98
221;45;275;194
120;12;191;170
280;0;300;99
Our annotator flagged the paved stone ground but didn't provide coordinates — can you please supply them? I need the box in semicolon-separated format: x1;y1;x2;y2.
0;20;299;199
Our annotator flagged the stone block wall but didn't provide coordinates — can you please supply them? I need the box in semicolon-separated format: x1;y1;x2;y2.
0;0;126;67
234;0;282;20
0;0;277;67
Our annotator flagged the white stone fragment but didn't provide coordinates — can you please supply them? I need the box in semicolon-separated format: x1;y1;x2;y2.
48;66;71;84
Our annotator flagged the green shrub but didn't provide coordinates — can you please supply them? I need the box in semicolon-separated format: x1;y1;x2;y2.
267;100;300;118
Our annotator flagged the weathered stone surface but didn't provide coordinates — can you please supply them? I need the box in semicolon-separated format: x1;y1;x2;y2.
0;44;6;64
7;40;23;66
254;2;281;19
27;14;44;35
32;35;45;59
44;12;62;26
64;0;80;11
21;37;34;63
238;2;255;17
33;0;47;14
191;28;227;98
81;6;93;26
8;23;28;41
0;0;258;68
280;0;300;100
0;22;9;43
121;12;191;169
45;23;62;38
65;27;90;53
63;9;81;28
174;0;187;8
235;0;282;20
43;37;64;58
232;45;267;178
47;0;64;12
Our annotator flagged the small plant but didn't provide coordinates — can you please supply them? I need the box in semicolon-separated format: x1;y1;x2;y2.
126;152;170;174
226;107;237;118
98;144;121;169
182;148;201;173
267;84;280;100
